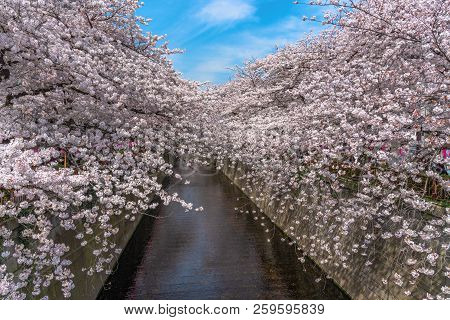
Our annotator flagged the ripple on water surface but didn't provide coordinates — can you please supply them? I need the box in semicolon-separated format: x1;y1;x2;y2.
98;165;348;300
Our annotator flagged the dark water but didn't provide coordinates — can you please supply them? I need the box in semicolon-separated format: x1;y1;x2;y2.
98;164;348;300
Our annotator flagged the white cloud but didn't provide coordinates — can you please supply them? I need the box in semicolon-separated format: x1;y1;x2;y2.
197;0;255;25
187;16;319;83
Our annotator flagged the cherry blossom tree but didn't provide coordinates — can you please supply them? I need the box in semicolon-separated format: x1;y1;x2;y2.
199;0;449;299
1;0;448;300
0;0;199;299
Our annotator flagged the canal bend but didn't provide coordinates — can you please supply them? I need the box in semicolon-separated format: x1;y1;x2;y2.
98;163;347;300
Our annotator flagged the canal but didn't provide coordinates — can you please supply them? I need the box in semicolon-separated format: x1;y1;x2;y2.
98;163;348;300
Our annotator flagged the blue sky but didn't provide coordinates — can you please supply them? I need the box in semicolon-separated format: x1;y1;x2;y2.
138;0;324;83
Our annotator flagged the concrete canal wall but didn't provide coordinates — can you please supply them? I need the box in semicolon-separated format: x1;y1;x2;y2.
5;156;174;300
221;160;447;300
44;199;149;300
5;196;148;300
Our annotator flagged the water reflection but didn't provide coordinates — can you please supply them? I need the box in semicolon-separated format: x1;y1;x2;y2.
98;165;348;300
